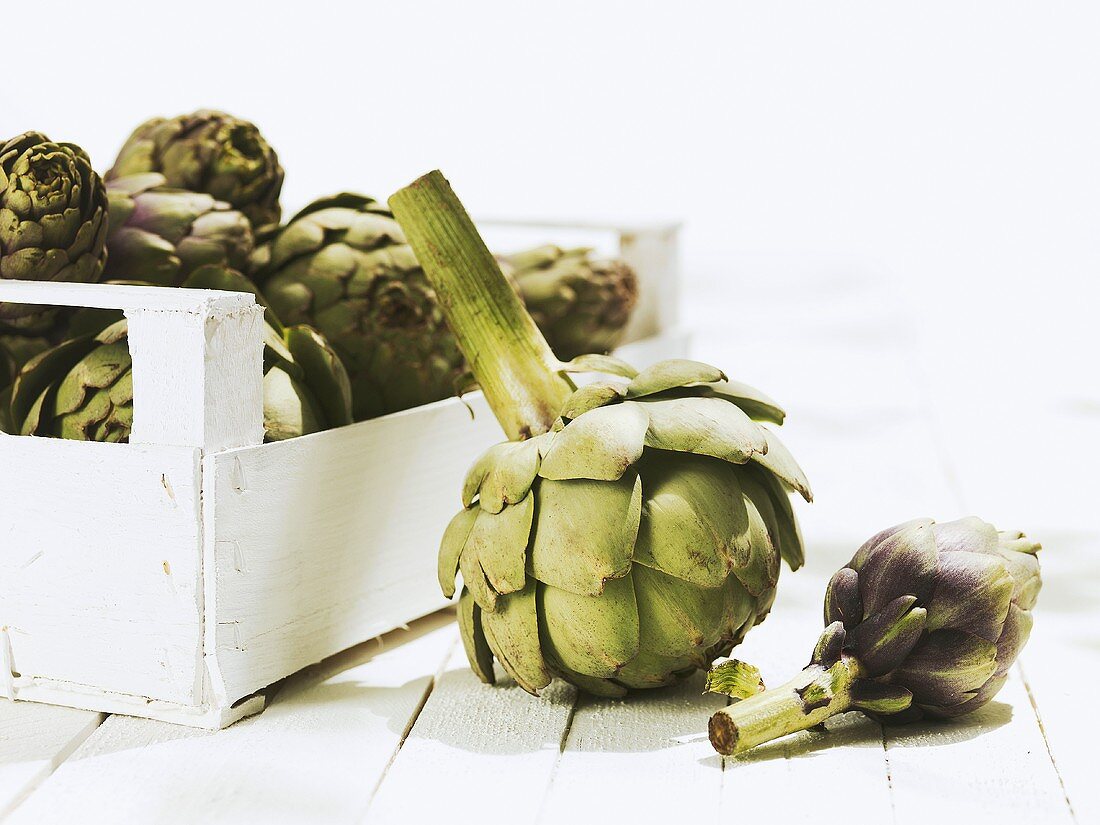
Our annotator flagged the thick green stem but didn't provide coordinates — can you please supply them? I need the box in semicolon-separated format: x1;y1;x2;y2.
709;660;860;756
389;171;573;440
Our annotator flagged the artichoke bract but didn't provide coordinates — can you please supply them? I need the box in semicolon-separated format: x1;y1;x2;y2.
707;518;1042;756
104;173;254;286
7;267;352;443
252;193;465;421
0;132;109;332
390;171;811;697
107;110;283;238
498;245;639;361
0;333;52;432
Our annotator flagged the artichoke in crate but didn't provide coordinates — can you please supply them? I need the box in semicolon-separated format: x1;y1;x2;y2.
104;173;254;286
252;193;465;421
7;266;351;443
0;132;109;333
707;518;1041;755
390;172;810;697
107;110;283;238
499;245;639;361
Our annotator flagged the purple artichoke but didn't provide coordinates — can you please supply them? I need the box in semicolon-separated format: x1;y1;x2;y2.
708;517;1041;755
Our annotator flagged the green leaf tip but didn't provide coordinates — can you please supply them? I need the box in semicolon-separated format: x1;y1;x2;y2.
705;658;766;700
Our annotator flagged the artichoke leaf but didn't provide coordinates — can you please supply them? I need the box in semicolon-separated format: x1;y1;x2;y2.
557;353;638;379
529;472;641;595
625;359;727;399
751;465;805;570
481;584;552;695
932;517;999;556
704;380;786;425
849;681;914;715
890;629;998;708
923;551;1014;642
539;402;647;481
438;506;478;598
540;575;640;678
846;596;926;676
749;427;812;501
464;438;543;513
739;474;783;589
630;564;730;660
729;488;780;598
643;396;766;464
823;567;863;628
458;588;496;685
262;370;321;442
10;336;98;428
459;543;498;613
633;453;745;587
468;495;534;596
284;325;353;429
558;382;624;421
616;647;696;690
855;520;938;616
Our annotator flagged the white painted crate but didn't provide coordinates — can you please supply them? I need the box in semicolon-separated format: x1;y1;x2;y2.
0;222;683;729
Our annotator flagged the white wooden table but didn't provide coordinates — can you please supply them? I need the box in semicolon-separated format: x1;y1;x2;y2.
1;260;1094;824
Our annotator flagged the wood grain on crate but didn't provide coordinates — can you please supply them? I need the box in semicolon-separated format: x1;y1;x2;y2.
0;440;204;704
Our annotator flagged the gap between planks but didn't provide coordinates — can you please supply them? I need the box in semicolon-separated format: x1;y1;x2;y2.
0;704;105;821
4;610;459;825
1019;662;1079;823
359;630;459;814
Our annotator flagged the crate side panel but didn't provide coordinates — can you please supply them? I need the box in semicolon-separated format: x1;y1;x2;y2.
0;438;203;705
206;394;502;702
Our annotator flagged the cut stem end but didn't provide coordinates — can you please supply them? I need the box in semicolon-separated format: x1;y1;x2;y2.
708;660;859;756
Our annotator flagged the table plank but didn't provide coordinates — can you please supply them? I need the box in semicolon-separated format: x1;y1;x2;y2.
885;667;1074;825
0;702;103;819
4;613;456;824
1018;602;1098;825
363;646;577;824
537;675;725;822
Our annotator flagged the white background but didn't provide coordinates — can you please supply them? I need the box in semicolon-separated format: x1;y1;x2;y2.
5;0;1097;529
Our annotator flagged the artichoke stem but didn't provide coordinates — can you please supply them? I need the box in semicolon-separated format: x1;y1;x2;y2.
390;171;574;440
709;659;859;756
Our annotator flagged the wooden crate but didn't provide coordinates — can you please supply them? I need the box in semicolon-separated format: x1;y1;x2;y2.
0;222;685;728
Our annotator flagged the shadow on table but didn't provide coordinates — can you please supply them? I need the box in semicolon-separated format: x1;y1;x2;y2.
361;668;724;756
701;700;1013;769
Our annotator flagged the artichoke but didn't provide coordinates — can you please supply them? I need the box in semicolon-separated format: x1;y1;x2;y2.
252;193;465;420
708;517;1042;756
107;110;283;238
389;171;811;697
498;245;639;361
7;267;352;443
104;173;254;286
0;132;109;332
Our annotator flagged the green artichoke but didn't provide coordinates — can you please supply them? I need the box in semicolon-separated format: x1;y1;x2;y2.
498;245;639;361
8;267;352;443
253;193;465;420
104;173;254;286
441;359;810;696
390;171;811;697
708;517;1042;755
0;132;108;332
107;111;283;238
